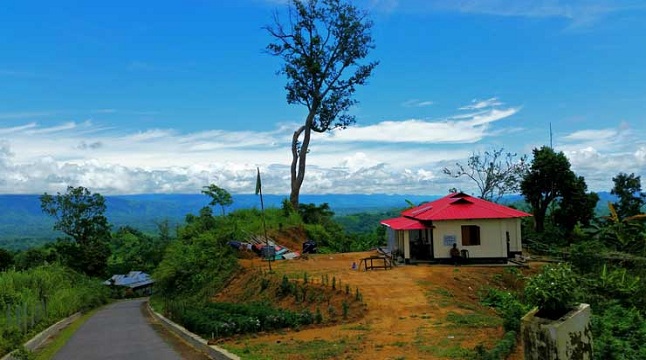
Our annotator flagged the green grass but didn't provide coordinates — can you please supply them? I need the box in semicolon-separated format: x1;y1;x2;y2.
445;311;502;328
342;323;371;331
225;337;360;360
33;308;102;360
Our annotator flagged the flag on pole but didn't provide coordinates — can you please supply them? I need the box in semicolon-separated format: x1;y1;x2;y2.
255;168;262;195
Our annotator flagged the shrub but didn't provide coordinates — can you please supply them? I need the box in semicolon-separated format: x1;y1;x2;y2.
277;275;293;297
481;288;530;332
474;331;517;360
591;303;646;360
525;263;579;317
168;301;316;338
342;301;349;319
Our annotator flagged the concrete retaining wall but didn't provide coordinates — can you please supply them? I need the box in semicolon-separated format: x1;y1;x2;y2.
146;303;240;360
1;312;81;360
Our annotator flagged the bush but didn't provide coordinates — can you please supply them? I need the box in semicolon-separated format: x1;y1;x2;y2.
0;264;109;357
592;303;646;360
474;331;517;360
481;288;529;333
525;263;579;317
167;301;315;338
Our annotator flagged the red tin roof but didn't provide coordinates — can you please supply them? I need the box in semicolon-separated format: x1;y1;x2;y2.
380;216;428;230
400;193;531;221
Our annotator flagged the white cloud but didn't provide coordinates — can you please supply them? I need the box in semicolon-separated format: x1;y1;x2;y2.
459;97;503;110
402;99;434;107
562;128;617;142
557;124;645;191
1;101;641;196
324;107;519;144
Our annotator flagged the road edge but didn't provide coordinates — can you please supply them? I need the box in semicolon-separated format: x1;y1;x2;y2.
146;302;240;360
1;312;81;360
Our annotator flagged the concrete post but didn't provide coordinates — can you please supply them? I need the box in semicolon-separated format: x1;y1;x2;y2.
521;303;593;360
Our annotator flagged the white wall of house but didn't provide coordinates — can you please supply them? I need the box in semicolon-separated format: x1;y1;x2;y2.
432;218;522;259
509;218;523;253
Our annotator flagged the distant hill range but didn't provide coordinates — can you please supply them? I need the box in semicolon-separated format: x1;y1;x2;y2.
0;192;618;250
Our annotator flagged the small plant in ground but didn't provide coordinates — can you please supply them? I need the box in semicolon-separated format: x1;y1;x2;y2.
328;305;336;317
260;277;270;292
342;301;349;319
345;284;350;295
332;276;336;290
315;307;323;324
293;285;301;303
303;272;308;284
278;275;293;297
355;287;363;302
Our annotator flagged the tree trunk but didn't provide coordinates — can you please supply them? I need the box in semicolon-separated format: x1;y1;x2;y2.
533;200;552;233
290;120;311;210
534;210;545;233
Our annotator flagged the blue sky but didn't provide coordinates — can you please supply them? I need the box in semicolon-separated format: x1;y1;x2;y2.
1;0;645;195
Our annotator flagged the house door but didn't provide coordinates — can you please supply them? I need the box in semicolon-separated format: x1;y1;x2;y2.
410;230;432;261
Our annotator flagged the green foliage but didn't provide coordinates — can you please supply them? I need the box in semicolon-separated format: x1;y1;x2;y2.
521;146;579;233
153;209;239;300
481;288;530;333
591;303;646;360
299;203;334;225
0;248;13;271
591;202;646;255
165;301;314;339
553;176;599;238
474;331;517;360
525;263;579;315
0;264;109;356
611;172;646;219
107;226;170;275
40;186;111;276
278;275;294;297
201;184;233;216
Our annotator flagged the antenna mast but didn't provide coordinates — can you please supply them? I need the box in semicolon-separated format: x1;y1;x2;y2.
549;122;553;148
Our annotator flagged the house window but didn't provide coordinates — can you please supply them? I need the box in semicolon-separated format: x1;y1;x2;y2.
461;225;480;246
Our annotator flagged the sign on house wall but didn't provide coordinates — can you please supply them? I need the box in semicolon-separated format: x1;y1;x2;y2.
443;234;456;247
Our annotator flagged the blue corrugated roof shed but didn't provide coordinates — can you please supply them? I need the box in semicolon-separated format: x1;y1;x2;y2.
104;271;154;289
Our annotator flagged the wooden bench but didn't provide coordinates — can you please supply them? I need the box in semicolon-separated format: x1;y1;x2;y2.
358;255;392;271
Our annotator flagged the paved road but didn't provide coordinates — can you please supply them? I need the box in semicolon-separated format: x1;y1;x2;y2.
53;299;182;360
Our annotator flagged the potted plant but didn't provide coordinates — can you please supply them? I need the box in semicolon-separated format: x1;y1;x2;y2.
521;263;593;360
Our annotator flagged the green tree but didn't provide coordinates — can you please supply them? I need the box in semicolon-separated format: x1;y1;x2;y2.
0;248;13;271
611;172;645;219
201;184;233;216
266;0;378;209
442;148;528;202
108;226;168;274
553;175;599;239
40;186;111;276
521;147;578;233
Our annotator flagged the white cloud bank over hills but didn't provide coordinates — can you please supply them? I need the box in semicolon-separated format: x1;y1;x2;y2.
0;99;643;196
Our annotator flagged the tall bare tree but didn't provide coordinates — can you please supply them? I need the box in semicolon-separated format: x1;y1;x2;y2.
443;148;528;202
266;0;378;209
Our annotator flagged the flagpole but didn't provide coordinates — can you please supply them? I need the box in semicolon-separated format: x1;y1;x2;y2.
256;167;272;272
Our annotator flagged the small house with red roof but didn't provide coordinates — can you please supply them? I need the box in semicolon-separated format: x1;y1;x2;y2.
381;193;531;264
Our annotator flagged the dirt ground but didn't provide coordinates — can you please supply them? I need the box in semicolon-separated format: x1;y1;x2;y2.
218;251;529;360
